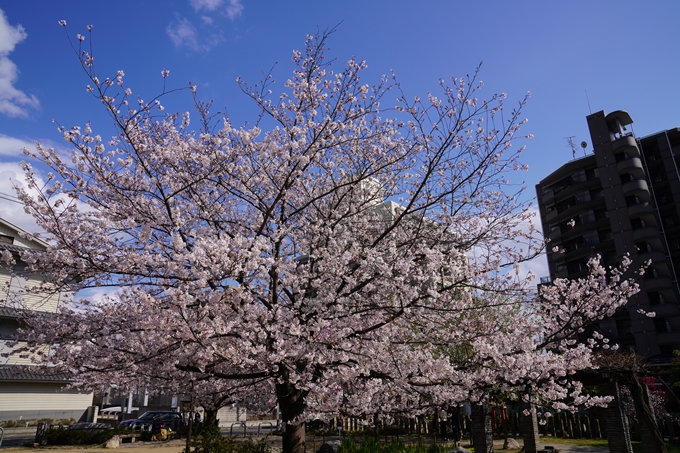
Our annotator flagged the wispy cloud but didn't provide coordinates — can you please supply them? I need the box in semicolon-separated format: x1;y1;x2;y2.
167;1;242;52
167;17;202;51
166;16;223;52
225;0;244;20
0;134;77;234
0;161;41;234
190;0;223;11
190;0;243;19
0;133;33;157
0;9;39;118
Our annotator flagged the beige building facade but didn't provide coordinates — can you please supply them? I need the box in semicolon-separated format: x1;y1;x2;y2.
0;217;93;423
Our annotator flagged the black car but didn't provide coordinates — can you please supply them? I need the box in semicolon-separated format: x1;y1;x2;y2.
119;411;184;430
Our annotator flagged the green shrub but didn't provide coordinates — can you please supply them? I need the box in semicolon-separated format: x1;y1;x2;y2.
339;436;448;453
176;422;222;438
46;426;131;445
55;417;77;426
190;434;272;453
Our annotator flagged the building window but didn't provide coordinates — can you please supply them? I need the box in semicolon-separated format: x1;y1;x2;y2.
0;234;13;244
579;211;596;225
649;292;665;305
654;317;671;333
575;191;591;204
571;169;586;183
583;231;600;246
625;196;641;206
599;230;613;241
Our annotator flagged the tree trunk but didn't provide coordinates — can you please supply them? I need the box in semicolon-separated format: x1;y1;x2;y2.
599;381;633;453
471;403;493;453
628;377;667;453
276;371;308;453
205;408;219;426
520;401;540;453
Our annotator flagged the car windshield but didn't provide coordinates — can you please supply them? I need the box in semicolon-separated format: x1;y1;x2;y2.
138;412;160;420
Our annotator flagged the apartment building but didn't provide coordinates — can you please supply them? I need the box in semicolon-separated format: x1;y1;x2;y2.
0;217;93;422
536;110;680;358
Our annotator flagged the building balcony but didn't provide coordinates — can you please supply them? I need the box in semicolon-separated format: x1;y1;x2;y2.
633;225;660;242
622;179;650;196
616;157;644;174
654;331;680;345
542;189;554;204
643;276;675;292
612;135;639;153
628;201;654;217
648;303;680;318
638;250;667;266
551;181;600;203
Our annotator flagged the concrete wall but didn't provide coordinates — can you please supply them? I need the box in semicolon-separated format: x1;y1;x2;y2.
0;381;93;422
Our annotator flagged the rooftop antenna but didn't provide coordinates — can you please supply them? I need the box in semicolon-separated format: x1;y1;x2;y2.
580;141;588;157
585;90;592;114
566;136;578;159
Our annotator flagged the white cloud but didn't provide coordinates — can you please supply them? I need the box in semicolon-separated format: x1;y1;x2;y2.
190;0;243;19
225;0;244;20
0;161;41;234
167;17;223;52
0;134;80;237
190;0;223;11
0;9;39;118
0;135;41;232
515;206;549;287
167;17;201;51
0;133;33;157
76;287;120;307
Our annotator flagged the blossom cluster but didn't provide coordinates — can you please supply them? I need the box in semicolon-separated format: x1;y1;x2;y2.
9;29;641;434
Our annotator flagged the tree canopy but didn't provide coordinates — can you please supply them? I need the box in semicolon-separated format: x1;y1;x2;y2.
9;27;641;453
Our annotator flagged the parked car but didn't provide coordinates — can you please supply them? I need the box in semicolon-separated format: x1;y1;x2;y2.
119;411;184;430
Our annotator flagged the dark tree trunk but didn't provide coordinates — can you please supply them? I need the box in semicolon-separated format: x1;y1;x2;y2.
628;377;667;453
599;381;633;453
276;369;309;453
520;401;540;453
205;408;219;426
471;403;493;453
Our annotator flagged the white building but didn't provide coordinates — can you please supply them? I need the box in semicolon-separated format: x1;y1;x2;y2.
0;217;93;423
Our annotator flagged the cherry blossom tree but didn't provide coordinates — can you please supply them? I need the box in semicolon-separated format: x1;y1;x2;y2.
10;25;642;453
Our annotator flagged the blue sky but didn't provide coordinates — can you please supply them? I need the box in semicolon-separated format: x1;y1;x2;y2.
1;0;680;281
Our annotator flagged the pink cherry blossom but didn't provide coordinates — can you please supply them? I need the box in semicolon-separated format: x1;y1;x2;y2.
10;29;643;453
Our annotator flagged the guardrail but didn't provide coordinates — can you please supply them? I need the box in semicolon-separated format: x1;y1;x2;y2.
230;422;246;437
257;422;275;435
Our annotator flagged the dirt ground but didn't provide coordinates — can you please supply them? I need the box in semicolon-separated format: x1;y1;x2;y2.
0;437;609;453
0;438;188;453
0;437;284;453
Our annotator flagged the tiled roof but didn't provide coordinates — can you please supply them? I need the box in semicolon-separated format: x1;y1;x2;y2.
0;306;54;320
0;306;30;319
0;242;33;253
0;365;72;382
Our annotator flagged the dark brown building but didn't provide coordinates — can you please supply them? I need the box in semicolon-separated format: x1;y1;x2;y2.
536;110;680;358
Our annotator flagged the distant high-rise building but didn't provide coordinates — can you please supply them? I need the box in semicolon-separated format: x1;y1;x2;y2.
536;110;680;358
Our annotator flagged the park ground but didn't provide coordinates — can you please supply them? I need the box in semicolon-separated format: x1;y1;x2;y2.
0;435;616;453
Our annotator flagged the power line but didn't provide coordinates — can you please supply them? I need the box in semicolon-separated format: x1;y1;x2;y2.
0;192;22;204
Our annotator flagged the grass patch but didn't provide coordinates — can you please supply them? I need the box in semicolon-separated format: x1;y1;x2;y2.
539;437;609;447
539;437;680;453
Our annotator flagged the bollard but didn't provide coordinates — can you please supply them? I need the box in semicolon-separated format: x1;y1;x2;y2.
35;422;51;446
